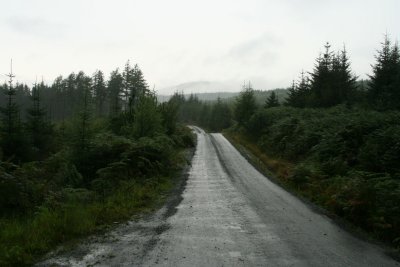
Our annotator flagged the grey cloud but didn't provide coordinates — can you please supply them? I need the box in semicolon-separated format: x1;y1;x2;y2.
224;33;281;66
6;16;67;39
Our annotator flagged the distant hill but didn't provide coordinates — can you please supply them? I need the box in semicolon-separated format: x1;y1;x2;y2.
242;88;289;106
157;92;239;102
157;81;239;95
158;88;289;106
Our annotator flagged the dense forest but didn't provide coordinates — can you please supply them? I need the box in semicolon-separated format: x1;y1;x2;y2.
0;61;195;266
176;36;400;248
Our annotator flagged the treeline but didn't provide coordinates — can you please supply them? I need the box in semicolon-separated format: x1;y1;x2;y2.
287;37;400;110
166;93;233;132
174;35;400;247
0;61;194;266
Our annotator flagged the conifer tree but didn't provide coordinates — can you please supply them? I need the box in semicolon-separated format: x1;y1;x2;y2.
131;64;148;107
368;35;400;110
75;73;92;150
122;61;134;113
264;91;280;108
308;43;357;107
26;81;53;158
234;82;257;128
209;97;232;131
332;47;357;105
309;42;334;107
108;69;123;116
93;70;107;117
0;61;25;161
132;91;162;138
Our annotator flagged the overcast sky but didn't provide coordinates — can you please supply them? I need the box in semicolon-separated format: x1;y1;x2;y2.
1;0;399;94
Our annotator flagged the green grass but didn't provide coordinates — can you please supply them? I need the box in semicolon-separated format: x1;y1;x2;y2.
224;131;294;183
224;130;400;251
0;176;175;266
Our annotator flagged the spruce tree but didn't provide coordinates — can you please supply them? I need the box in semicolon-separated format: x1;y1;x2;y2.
131;64;148;108
0;61;25;161
234;82;257;128
74;73;92;151
209;98;232;131
264;91;280;108
332;47;357;105
132;91;162;138
285;72;311;108
26;81;53;158
309;42;334;107
122;61;149;117
93;70;107;117
368;35;400;110
107;69;123;117
122;61;134;113
309;43;357;107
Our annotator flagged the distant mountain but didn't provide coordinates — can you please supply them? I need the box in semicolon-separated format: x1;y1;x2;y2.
157;81;239;95
157;87;289;105
225;88;289;106
157;91;239;103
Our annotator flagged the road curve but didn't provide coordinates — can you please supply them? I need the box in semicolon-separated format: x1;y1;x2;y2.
38;127;399;267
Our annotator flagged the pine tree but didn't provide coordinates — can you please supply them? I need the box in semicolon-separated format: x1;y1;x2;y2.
122;61;134;113
0;61;25;161
264;91;280;108
131;64;148;108
107;69;123;116
309;42;334;107
75;73;92;150
132;91;162;138
51;76;65;121
332;47;358;105
309;42;357;107
368;35;400;110
26;81;53;158
122;61;149;117
65;73;76;117
234;82;257;128
285;71;311;108
209;97;232;131
93;70;107;117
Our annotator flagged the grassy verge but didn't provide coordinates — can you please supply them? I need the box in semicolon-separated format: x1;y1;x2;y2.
224;130;400;253
0;155;189;266
223;131;294;186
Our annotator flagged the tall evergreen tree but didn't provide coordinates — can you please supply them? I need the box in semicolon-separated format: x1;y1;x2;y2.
264;91;280;108
108;69;123;117
234;82;257;128
309;42;335;107
368;35;400;110
132;91;162;138
122;61;134;113
332;46;358;105
75;73;92;150
26;81;53;158
309;42;357;107
65;73;76;117
0;62;25;161
122;61;149;117
131;64;148;108
209;97;232;131
93;70;107;117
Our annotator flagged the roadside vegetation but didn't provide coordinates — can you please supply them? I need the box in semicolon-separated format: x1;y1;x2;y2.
0;61;195;266
175;35;400;249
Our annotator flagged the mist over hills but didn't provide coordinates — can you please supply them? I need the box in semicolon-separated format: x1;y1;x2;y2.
157;81;238;94
156;80;289;103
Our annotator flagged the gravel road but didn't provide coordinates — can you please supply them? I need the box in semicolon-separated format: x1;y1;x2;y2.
37;127;399;267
